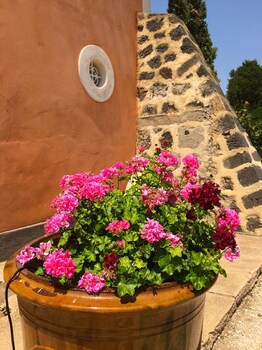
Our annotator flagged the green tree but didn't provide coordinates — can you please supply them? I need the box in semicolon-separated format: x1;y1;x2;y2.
227;59;262;110
168;0;217;71
226;60;262;158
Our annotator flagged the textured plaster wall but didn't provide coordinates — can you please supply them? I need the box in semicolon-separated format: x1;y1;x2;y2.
136;14;262;234
0;0;142;232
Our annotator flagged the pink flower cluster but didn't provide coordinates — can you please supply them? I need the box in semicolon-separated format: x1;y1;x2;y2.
100;162;124;180
140;219;183;247
157;150;178;167
125;156;150;174
43;249;76;279
16;241;51;265
106;218;130;234
140;185;168;210
213;208;240;254
224;246;240;262
60;173;90;194
50;194;79;213
181;181;221;210
44;212;74;235
78;271;106;293
78;180;110;201
182;154;200;182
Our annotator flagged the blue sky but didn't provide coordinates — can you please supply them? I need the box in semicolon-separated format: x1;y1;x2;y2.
151;0;262;93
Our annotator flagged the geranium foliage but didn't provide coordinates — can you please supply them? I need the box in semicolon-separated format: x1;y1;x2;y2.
17;146;240;297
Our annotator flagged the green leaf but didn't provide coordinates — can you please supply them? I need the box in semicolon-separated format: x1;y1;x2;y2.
158;255;171;268
35;266;44;276
58;230;71;247
117;281;136;297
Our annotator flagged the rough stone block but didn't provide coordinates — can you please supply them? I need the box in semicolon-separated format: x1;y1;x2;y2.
139;71;155;80
164;53;176;62
219;114;237;133
156;43;169;53
226;133;248;150
223;152;252;169
246;216;262;231
138;35;149;44
142;104;157;116
242;189;262;209
137;130;151;149
169;25;186;41
154;32;165;39
150;83;168;97
161;102;177;114
237;166;262;187
186;101;204;108
197;65;209;77
146;18;164;32
177;55;198;76
178;126;204;149
137;87;147;101
222;177;234;190
200;79;218;97
147;55;162;69
159;67;173;79
172;83;191;95
168;15;182;25
181;37;197;54
138;44;153;58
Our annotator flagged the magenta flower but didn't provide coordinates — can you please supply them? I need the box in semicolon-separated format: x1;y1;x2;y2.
50;194;79;213
165;232;183;247
181;183;201;201
78;181;110;201
140;219;166;243
78;272;106;293
100;162;124;179
125;156;150;174
182;154;200;169
16;246;36;265
116;239;125;248
217;208;240;233
43;249;76;279
59;173;90;194
106;218;130;234
157;150;178;167
140;185;168;210
44;212;75;235
224;246;240;262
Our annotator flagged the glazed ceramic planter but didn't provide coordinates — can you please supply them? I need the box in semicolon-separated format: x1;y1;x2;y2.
4;236;213;350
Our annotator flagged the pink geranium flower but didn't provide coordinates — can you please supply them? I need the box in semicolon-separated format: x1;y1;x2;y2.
50;194;79;213
78;272;106;293
43;249;76;279
157;150;178;167
224;246;240;262
125;156;150;174
106;218;130;234
44;212;75;235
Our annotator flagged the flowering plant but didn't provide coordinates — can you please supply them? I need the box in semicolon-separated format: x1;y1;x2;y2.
17;146;240;297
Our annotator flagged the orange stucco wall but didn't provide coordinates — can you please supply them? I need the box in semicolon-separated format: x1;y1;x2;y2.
0;0;142;232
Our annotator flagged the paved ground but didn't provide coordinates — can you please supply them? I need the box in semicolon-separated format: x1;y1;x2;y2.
1;233;261;350
212;274;262;350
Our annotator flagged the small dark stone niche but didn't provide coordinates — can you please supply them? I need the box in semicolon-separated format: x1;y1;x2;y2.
222;176;234;190
164;53;176;62
137;87;148;101
138;35;149;45
160;131;173;148
177;55;198;76
246;216;262;231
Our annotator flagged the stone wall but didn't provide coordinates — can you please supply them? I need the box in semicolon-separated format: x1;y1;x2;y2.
137;14;262;234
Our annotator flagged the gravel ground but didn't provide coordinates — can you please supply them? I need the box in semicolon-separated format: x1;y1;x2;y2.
212;274;262;350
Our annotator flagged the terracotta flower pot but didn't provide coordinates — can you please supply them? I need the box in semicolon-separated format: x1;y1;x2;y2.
4;236;214;350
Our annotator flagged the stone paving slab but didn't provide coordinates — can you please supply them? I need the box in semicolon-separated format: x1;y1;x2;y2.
0;234;261;350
